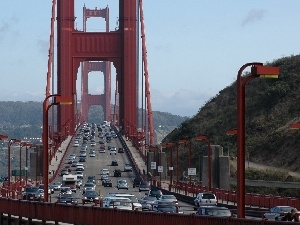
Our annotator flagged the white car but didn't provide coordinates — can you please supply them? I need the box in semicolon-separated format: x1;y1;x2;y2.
124;164;133;172
117;179;129;190
101;168;109;176
107;193;142;210
103;197;133;210
194;192;217;207
73;142;79;147
110;149;117;155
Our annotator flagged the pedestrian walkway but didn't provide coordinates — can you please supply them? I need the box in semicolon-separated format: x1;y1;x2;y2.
49;135;72;179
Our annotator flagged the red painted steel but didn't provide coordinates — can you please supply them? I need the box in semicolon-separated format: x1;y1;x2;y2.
57;0;138;138
139;0;155;145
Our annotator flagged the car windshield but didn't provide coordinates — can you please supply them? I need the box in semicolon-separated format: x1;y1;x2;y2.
202;193;215;199
84;183;94;187
162;195;176;200
150;190;161;195
25;187;39;193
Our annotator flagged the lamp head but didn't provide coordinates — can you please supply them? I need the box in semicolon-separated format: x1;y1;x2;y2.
252;65;280;78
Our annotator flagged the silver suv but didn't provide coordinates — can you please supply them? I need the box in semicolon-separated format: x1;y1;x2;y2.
194;192;217;207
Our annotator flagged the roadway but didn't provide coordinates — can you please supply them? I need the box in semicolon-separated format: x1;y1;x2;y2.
48;124;196;214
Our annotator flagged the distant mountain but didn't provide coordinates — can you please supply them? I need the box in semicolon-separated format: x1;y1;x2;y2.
0;102;187;144
165;54;300;173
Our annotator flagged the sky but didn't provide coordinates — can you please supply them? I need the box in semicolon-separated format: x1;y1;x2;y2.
0;1;300;117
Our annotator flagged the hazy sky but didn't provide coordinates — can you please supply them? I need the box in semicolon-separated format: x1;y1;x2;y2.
0;1;299;117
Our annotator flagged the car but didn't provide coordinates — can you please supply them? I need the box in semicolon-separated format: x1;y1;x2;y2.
51;182;62;191
194;192;217;207
263;206;297;221
83;183;96;194
154;200;183;214
100;168;109;175
99;149;106;153
132;177;142;188
118;147;124;153
76;166;85;171
124;164;133;172
71;160;79;167
68;154;76;160
103;197;133;210
75;171;84;180
76;179;83;189
87;176;96;184
38;184;54;194
107;193;142;211
147;189;162;200
100;174;109;180
79;151;87;157
57;193;78;204
102;179;113;187
59;187;72;196
117;179;129;190
65;165;72;172
139;195;157;211
158;195;178;204
196;206;232;217
22;187;42;201
111;160;118;166
89;151;96;157
78;157;86;162
73;142;79;147
82;190;100;204
113;169;122;177
110;149;117;155
60;169;69;176
138;181;150;192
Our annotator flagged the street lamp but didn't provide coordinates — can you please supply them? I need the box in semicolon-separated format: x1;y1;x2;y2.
23;143;34;185
43;94;72;202
195;135;211;191
162;142;176;191
8;139;21;188
178;139;192;186
236;63;279;218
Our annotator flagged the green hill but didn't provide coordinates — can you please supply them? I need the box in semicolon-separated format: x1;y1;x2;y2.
165;54;300;173
0;102;187;144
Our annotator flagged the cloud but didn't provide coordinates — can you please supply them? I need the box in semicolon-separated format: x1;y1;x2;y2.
151;88;212;117
241;9;267;26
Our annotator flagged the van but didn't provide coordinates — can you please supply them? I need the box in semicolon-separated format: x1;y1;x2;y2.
194;192;217;207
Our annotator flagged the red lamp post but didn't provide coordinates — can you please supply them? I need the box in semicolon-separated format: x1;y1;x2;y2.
236;63;279;218
195;135;211;191
8;139;21;188
290;122;300;129
43;94;72;202
178;139;192;186
23;143;33;185
149;145;157;186
162;142;176;191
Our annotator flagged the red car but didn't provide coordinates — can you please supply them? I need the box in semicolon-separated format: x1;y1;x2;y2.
118;148;125;153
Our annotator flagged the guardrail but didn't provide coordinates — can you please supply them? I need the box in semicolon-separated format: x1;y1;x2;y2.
0;197;291;225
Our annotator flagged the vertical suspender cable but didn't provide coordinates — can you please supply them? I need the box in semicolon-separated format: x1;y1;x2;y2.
139;0;155;145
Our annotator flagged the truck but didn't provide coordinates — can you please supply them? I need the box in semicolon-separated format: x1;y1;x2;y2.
62;174;77;193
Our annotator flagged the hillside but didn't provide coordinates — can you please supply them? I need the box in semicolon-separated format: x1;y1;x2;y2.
166;54;300;173
0;102;187;144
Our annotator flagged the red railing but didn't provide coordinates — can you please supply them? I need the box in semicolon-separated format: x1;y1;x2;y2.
0;197;291;225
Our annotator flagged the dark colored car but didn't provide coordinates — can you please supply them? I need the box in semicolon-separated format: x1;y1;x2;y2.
155;201;183;214
118;147;125;153
132;177;142;188
111;160;118;166
57;193;78;204
79;157;86;162
22;187;42;201
87;176;96;184
139;181;150;192
103;179;113;187
147;189;162;200
114;169;122;177
82;190;100;204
